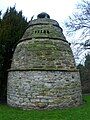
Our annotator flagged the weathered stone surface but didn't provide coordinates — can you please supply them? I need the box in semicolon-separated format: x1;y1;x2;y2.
11;39;76;71
7;12;82;109
7;71;82;109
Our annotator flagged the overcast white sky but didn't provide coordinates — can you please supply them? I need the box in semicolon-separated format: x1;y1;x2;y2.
0;0;81;22
1;0;85;64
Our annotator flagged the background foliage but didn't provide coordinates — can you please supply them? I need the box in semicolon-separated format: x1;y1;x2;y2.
0;6;28;102
77;54;90;93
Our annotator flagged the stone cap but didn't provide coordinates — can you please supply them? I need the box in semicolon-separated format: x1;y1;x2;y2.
37;12;50;19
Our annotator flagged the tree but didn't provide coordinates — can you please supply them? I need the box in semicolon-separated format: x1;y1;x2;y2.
77;54;90;93
0;6;28;102
77;64;86;83
65;0;90;63
85;54;90;69
85;54;90;87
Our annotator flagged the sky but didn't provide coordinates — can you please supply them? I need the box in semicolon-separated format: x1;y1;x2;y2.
0;0;81;22
0;0;86;64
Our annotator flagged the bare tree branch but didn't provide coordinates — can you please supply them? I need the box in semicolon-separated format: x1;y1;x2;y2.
65;0;90;64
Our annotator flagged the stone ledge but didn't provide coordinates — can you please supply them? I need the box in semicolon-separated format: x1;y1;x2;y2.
8;69;79;72
19;37;68;43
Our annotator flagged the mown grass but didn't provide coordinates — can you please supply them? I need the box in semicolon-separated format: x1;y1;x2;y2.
0;95;90;120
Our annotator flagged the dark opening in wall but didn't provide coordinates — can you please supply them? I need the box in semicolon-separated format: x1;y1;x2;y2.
47;30;49;34
44;30;46;34
72;75;74;79
34;30;50;34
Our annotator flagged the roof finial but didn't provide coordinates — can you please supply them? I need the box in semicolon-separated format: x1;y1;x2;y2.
37;12;50;19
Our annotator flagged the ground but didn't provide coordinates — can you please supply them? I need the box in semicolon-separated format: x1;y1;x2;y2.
0;95;90;120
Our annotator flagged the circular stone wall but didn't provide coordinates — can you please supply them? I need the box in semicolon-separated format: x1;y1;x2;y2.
7;13;82;109
7;71;82;109
10;39;75;71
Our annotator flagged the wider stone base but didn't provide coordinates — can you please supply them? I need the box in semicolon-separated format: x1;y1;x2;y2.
7;71;82;109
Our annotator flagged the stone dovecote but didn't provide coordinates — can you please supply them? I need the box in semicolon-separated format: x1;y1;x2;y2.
7;12;82;109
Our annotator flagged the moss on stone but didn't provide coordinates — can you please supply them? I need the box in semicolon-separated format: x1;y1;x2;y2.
11;39;76;70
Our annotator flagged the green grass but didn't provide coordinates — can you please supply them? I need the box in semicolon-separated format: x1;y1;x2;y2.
0;95;90;120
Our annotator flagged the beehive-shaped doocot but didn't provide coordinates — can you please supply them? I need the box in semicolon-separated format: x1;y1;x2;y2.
7;13;82;109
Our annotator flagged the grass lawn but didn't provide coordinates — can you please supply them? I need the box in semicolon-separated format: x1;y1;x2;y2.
0;95;90;120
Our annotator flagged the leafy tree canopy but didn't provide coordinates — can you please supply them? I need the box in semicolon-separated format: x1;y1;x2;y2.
0;6;28;102
77;54;90;93
85;54;90;69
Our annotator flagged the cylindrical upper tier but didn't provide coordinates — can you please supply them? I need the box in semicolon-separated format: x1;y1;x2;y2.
21;18;66;42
